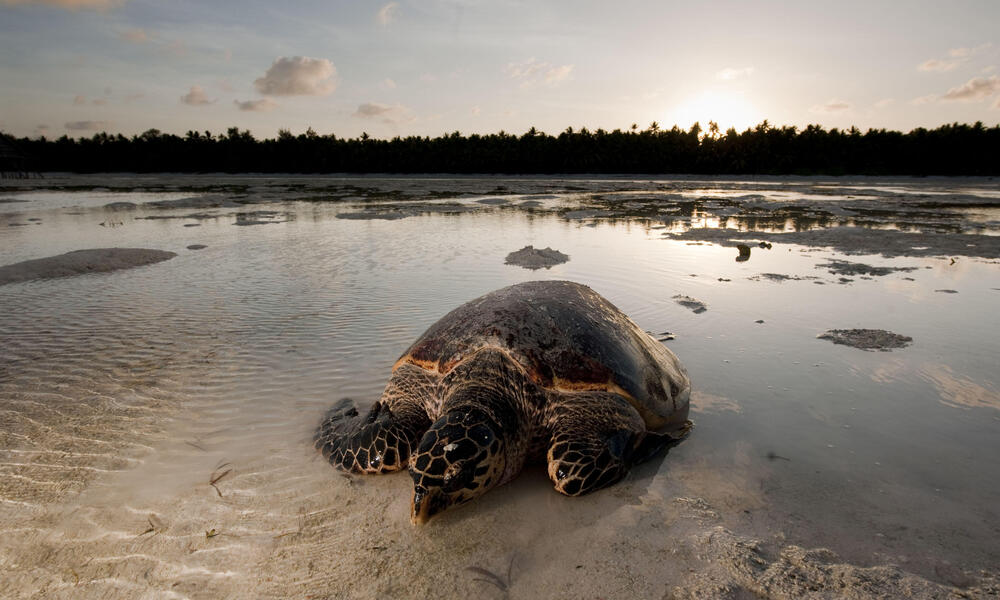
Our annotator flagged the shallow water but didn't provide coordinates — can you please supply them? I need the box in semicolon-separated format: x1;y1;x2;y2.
1;175;999;598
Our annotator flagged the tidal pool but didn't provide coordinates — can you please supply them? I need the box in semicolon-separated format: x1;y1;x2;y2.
1;175;998;598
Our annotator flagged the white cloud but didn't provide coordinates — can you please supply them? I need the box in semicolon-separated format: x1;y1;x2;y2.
504;58;574;88
471;105;481;116
234;99;277;112
809;99;851;113
254;56;337;96
72;94;86;105
2;0;123;10
377;2;399;26
120;28;148;43
919;58;960;72
874;98;894;108
180;85;214;106
994;96;1000;110
65;120;112;131
911;94;938;105
352;102;413;124
381;78;397;90
545;64;573;84
716;66;754;81
919;43;993;72
941;75;1000;101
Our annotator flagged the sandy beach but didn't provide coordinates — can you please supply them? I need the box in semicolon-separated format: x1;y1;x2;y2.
1;175;998;599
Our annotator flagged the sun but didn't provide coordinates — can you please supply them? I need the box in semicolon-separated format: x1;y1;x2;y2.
667;90;760;134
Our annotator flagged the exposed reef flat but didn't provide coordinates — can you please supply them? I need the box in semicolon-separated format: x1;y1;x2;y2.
0;248;176;286
817;328;913;351
504;245;570;270
665;227;1000;259
673;294;708;313
819;259;921;277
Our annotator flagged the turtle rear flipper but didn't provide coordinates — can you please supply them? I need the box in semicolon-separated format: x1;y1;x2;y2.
630;420;693;465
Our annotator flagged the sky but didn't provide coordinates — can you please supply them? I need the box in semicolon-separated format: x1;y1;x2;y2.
1;0;998;140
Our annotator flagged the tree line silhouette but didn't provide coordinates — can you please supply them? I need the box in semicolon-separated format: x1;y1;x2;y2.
2;121;998;175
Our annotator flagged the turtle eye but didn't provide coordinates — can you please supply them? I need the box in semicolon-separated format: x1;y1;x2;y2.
469;424;494;446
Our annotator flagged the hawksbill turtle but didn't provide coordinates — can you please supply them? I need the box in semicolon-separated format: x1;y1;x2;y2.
314;280;692;523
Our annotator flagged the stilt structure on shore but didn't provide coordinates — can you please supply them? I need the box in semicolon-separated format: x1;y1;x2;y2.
0;136;41;179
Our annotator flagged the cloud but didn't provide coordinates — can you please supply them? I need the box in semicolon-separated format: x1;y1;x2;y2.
254;56;336;96
504;58;574;88
34;124;49;136
471;105;481;116
911;94;938;105
809;99;851;113
545;64;573;84
352;102;413;125
874;98;894;108
1;0;124;10
941;75;1000;101
120;28;148;43
234;99;277;112
65;120;112;131
73;94;87;105
381;78;396;90
377;2;398;26
919;58;961;72
716;66;754;80
994;96;1000;110
919;43;993;72
180;85;214;106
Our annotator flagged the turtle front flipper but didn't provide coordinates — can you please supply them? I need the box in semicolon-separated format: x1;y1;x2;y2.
545;391;677;496
314;364;435;473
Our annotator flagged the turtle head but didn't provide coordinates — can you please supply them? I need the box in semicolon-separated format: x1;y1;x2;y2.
409;409;505;524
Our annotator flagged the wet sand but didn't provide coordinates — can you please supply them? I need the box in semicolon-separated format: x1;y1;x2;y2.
1;175;998;599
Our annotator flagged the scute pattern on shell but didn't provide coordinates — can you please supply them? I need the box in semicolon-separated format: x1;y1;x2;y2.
397;280;690;428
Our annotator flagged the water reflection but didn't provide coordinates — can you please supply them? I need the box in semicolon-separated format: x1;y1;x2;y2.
919;364;1000;411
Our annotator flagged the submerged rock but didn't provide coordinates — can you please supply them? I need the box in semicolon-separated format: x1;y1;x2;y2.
736;244;751;262
817;328;913;351
104;201;137;210
748;273;818;282
673;294;708;314
504;245;570;270
820;259;919;277
0;248;176;286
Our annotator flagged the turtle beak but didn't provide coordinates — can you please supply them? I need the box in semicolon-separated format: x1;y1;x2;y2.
410;487;443;525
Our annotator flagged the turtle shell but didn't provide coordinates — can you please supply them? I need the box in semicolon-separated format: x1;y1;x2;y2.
396;280;690;430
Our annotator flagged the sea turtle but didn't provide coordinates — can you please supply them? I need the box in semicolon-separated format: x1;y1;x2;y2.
314;280;692;523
